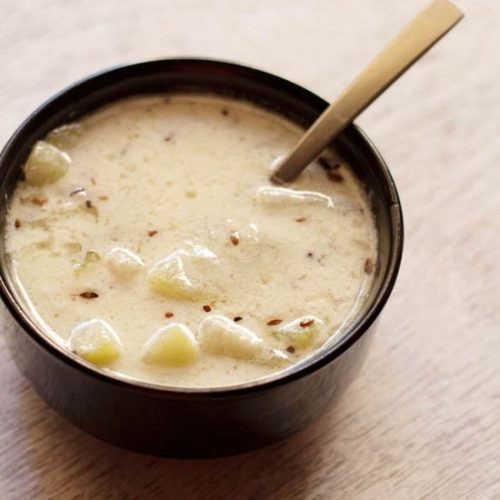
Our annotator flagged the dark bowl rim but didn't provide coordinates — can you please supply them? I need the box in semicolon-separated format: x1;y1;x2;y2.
0;58;404;399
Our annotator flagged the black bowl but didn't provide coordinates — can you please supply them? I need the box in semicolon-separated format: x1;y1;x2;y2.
0;59;403;458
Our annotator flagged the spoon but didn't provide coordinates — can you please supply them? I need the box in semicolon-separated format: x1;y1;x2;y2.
271;0;464;184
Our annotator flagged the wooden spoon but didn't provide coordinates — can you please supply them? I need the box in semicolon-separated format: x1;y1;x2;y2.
271;0;464;184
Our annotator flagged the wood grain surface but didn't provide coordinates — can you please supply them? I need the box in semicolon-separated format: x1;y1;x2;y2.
0;1;498;498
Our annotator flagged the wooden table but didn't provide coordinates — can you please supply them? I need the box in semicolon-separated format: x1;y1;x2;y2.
1;1;498;498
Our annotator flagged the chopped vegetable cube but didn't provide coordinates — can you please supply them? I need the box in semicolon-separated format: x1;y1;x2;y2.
69;319;122;366
198;314;263;360
276;316;324;350
142;323;200;367
23;141;70;186
106;247;144;279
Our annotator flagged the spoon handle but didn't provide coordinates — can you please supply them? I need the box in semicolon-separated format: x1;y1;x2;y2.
272;0;463;184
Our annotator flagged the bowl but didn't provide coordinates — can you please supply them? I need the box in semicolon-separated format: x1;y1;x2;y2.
0;59;403;458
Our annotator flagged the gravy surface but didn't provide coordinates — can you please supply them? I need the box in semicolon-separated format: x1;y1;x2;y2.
6;95;377;387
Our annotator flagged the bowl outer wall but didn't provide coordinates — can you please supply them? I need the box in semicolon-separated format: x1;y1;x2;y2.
0;59;403;457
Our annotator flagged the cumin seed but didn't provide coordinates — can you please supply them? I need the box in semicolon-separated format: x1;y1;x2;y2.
267;319;283;326
299;319;315;328
318;157;341;171
364;258;374;274
327;170;344;182
229;231;240;246
32;197;48;206
80;291;98;299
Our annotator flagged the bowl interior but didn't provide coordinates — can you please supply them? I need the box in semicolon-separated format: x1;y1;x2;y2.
0;59;403;392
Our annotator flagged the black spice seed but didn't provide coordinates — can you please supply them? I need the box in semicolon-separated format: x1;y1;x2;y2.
286;345;296;354
203;305;212;312
307;252;314;258
85;200;93;209
14;219;21;229
70;187;86;197
80;291;98;299
233;316;243;322
165;312;174;318
148;230;158;237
